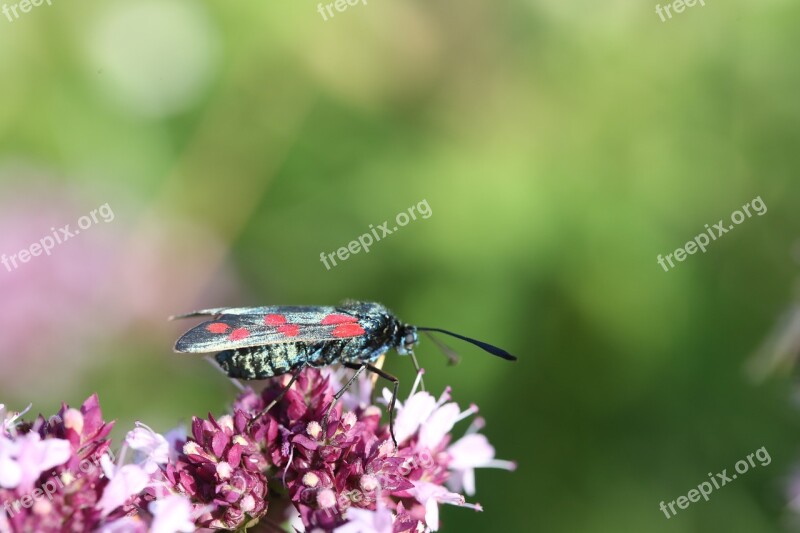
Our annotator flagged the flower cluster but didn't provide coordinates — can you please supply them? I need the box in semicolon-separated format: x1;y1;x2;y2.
227;368;516;532
163;413;268;529
0;397;195;533
0;368;514;532
0;395;114;532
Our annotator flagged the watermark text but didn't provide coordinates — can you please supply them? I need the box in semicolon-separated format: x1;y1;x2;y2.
2;0;54;23
320;199;431;270
656;0;706;23
2;202;115;273
659;446;770;519
657;196;766;272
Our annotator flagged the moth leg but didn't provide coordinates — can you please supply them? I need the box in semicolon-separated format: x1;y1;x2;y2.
247;362;307;430
408;350;425;392
322;363;367;436
369;354;386;388
361;363;400;449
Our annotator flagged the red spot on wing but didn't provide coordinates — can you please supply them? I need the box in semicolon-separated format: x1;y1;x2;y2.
228;328;250;341
264;314;287;325
206;322;230;334
321;314;358;325
278;324;300;337
332;323;365;338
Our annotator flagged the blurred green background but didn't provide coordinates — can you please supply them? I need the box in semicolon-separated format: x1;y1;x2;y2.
2;0;800;531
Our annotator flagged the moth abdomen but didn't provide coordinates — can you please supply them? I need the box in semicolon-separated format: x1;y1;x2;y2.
216;343;322;380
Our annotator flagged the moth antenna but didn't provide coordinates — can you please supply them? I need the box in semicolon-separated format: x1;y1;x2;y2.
422;331;461;366
416;328;517;361
169;308;231;320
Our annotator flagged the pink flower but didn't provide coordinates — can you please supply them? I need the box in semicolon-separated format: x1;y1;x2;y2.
97;516;147;533
0;395;118;532
97;462;149;517
334;504;394;533
229;367;513;532
447;432;516;496
0;436;22;489
375;371;513;531
0;432;71;491
96;516;148;533
0;367;515;531
163;412;269;529
149;494;196;533
126;422;171;474
386;374;476;450
409;481;480;531
391;391;438;446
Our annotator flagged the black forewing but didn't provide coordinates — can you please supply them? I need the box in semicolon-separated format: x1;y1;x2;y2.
170;307;286;320
173;306;366;353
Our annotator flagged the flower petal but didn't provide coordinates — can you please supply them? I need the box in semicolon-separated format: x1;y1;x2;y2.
424;497;441;531
96;517;148;533
126;423;170;473
0;450;22;488
149;494;196;533
97;464;149;516
394;392;437;444
334;507;394;533
15;435;71;491
418;403;461;449
448;434;495;470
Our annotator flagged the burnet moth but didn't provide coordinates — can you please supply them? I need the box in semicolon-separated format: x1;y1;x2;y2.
172;301;516;445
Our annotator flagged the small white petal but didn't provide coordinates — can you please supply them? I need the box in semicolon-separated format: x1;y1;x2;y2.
424;497;440;531
96;517;147;533
0;451;22;488
418;403;460;449
14;435;71;491
334;506;394;533
394;392;436;444
126;423;170;467
462;469;476;496
149;494;195;533
97;465;149;516
448;434;495;470
101;454;116;479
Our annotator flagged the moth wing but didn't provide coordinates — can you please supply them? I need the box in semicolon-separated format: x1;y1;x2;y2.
173;306;368;353
170;306;297;320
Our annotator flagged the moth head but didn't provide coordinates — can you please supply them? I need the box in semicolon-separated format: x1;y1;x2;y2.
396;325;418;355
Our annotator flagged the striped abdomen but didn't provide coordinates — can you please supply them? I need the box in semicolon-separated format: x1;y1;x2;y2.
215;333;396;380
